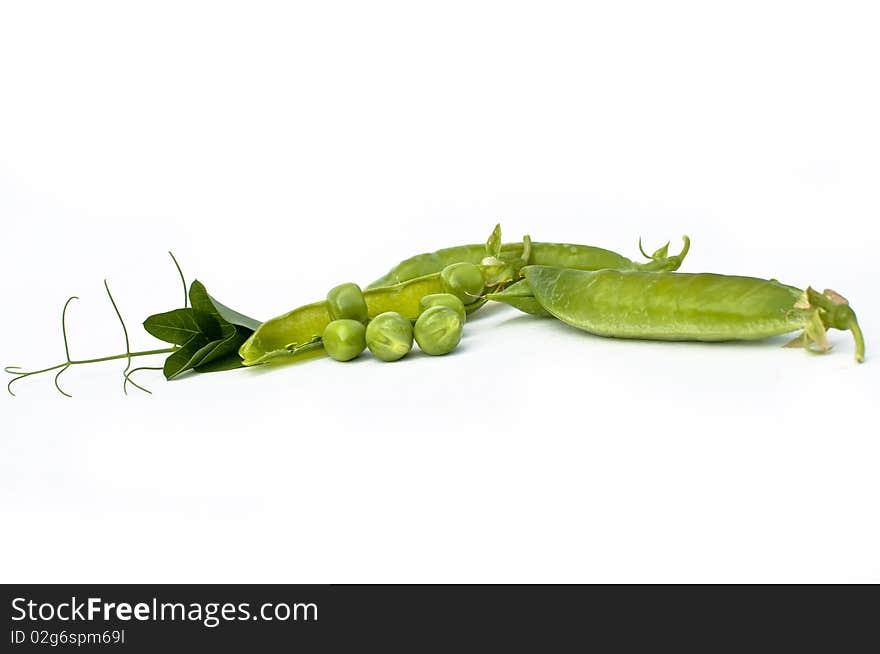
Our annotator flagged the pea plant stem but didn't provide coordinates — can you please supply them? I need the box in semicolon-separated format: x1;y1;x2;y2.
9;348;176;377
5;347;177;396
71;347;176;365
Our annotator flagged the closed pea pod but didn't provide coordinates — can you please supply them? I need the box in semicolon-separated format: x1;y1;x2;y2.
522;266;865;361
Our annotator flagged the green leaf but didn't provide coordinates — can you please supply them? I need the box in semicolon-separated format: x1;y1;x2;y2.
208;294;261;331
651;242;670;260
164;326;251;380
189;325;240;368
191;279;262;331
192;350;247;372
193;327;251;372
144;309;204;345
188;280;217;317
148;279;262;378
192;308;224;340
485;223;502;259
162;335;210;379
144;307;222;345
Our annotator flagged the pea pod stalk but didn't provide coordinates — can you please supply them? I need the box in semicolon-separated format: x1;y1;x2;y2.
513;266;865;362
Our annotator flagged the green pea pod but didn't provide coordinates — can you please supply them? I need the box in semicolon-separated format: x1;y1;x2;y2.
240;271;490;366
522;265;865;362
484;279;551;318
485;237;691;318
366;226;690;289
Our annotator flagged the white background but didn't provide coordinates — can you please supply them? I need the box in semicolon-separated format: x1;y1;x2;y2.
2;1;878;582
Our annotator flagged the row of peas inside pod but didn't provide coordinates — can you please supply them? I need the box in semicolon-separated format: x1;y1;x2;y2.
320;262;485;362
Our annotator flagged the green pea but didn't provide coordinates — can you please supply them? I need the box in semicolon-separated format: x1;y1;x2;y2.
440;262;485;305
326;282;368;323
419;293;467;324
322;319;366;362
414;305;463;356
365;312;413;362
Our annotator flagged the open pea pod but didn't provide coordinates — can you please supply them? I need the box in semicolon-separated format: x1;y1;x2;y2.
239;272;488;366
240;226;525;366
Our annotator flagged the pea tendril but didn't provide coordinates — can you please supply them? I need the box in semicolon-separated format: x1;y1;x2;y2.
4;252;188;397
123;366;166;395
169;250;188;309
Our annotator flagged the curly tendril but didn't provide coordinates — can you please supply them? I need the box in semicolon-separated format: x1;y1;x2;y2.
4;252;187;397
